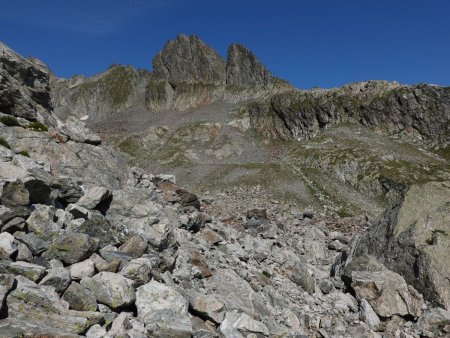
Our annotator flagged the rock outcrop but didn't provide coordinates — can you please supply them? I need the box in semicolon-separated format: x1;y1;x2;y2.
153;34;226;85
226;43;276;88
245;81;450;144
333;181;450;310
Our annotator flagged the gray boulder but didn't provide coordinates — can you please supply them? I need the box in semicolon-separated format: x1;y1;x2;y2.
336;181;450;310
136;280;192;337
342;255;424;318
77;186;110;209
0;232;17;258
63;282;98;311
39;267;71;293
43;232;98;264
7;276;103;334
0;260;45;282
81;271;135;309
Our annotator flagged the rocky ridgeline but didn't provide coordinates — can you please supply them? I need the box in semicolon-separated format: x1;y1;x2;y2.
1;41;450;338
244;81;450;145
51;34;291;122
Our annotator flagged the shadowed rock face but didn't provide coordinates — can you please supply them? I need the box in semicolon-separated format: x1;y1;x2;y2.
226;43;275;88
0;42;54;124
152;34;226;85
246;81;450;144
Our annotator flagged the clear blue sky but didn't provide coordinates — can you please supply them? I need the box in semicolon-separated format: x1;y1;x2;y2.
1;0;449;89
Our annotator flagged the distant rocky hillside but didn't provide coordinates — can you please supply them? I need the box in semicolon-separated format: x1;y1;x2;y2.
1;38;450;338
51;34;291;122
246;81;450;146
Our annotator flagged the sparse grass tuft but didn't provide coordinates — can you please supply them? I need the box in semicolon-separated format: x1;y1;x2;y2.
0;115;20;126
0;137;11;149
27;121;48;132
19;150;30;157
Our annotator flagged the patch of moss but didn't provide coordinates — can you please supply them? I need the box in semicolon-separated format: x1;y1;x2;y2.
27;121;48;132
262;270;272;278
0;137;11;149
0;115;20;126
18;150;30;157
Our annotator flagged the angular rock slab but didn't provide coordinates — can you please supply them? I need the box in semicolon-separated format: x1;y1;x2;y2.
43;232;98;264
136;280;192;337
343;255;424;318
7;276;103;334
81;271;135;309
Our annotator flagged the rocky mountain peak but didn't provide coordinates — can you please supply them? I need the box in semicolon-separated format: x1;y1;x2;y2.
0;41;54;124
226;43;276;88
152;34;226;85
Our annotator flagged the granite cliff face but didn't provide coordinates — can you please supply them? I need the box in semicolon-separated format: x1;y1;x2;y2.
152;34;226;85
1;39;450;338
245;81;450;145
52;34;291;118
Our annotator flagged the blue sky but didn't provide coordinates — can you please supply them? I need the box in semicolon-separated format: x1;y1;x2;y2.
1;0;449;89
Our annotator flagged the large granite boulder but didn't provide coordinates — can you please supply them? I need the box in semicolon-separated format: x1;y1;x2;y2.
334;181;450;310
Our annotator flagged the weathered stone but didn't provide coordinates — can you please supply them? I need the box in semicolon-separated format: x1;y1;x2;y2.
39;267;71;293
81;272;135;309
0;232;17;258
190;293;225;324
77;186;110;209
14;231;49;254
118;235;147;258
0;273;15;312
62;282;98;312
220;310;269;337
77;213;127;247
26;204;59;238
66;203;91;220
86;324;107;338
90;252;120;272
0;260;45;282
360;299;380;330
7;276;103;334
43;233;98;264
351;182;450;310
1;216;25;233
16;242;33;261
136;280;192;337
120;257;153;286
204;269;268;317
343;255;423;318
69;259;95;280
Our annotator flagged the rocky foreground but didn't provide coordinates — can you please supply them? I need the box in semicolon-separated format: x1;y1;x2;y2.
0;40;450;338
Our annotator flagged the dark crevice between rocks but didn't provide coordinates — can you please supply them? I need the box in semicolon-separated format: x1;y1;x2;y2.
188;306;219;326
25;179;53;205
96;194;113;216
0;278;17;319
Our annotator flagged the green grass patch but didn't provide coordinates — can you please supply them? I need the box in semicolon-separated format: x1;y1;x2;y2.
0;137;11;149
0;115;20;126
18;150;29;157
27;121;48;132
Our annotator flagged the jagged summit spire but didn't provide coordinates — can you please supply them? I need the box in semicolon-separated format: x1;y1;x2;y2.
152;34;226;84
226;43;275;87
